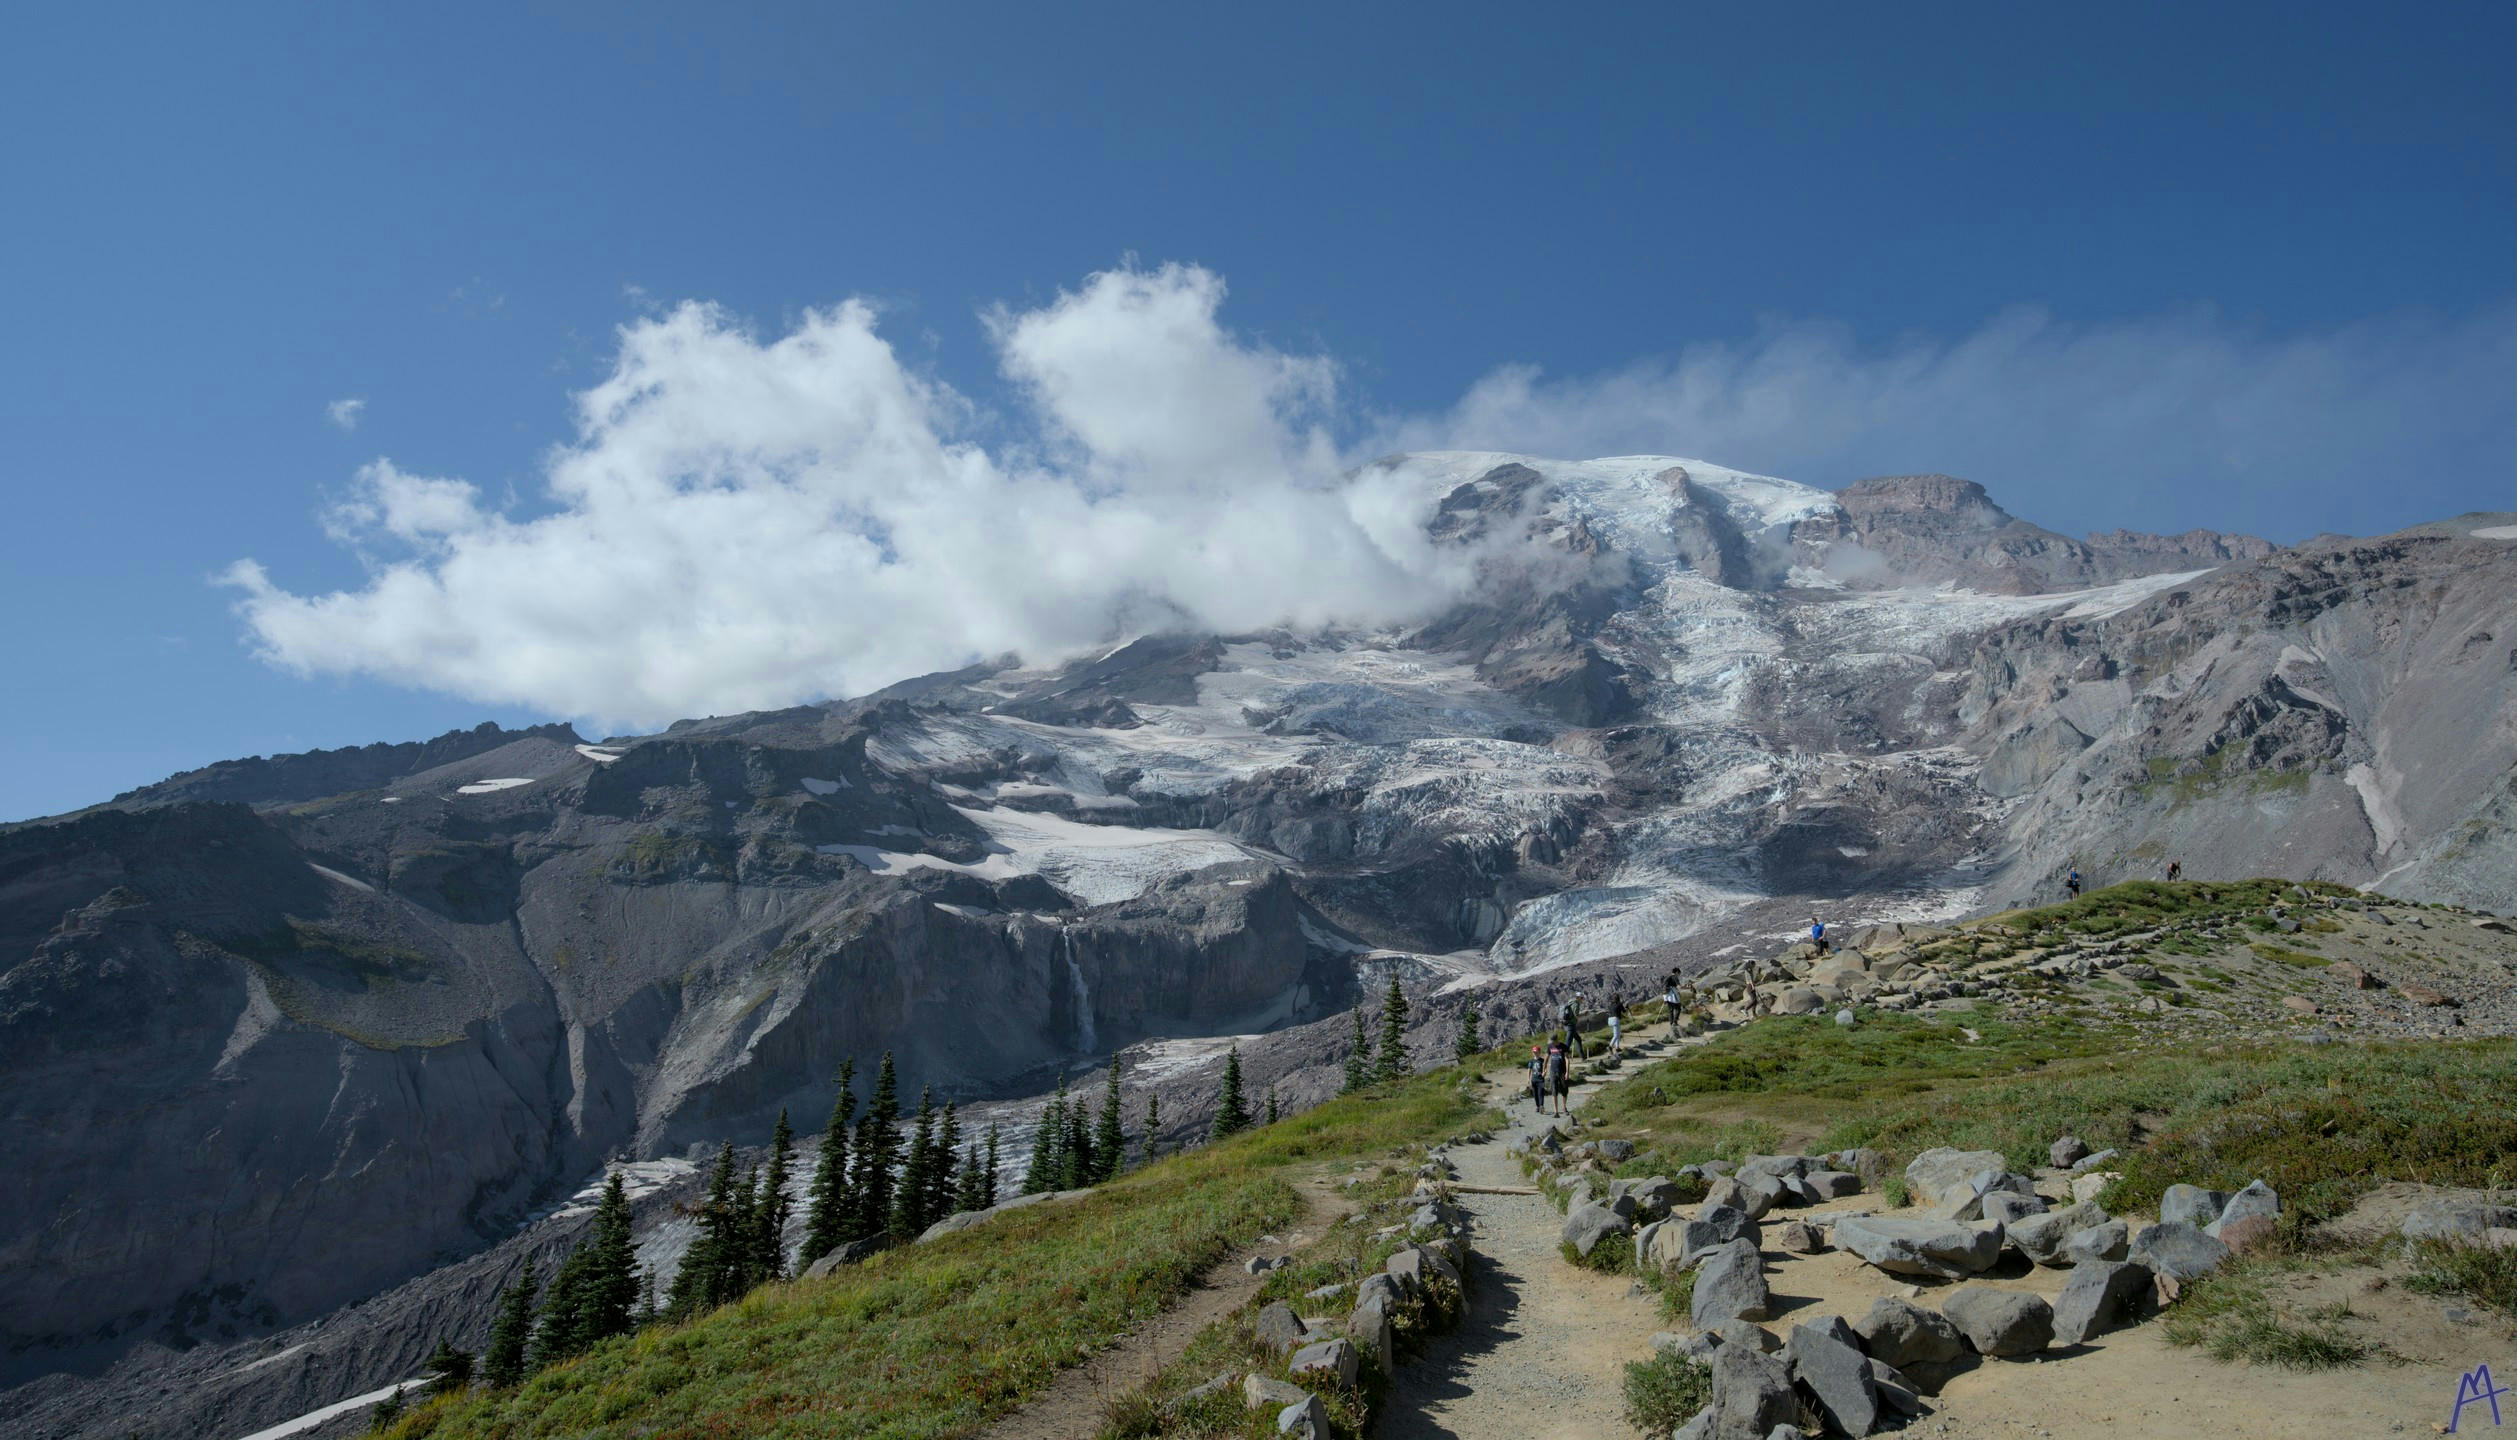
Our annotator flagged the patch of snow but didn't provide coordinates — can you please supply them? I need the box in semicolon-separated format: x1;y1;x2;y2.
380;796;402;803
2470;525;2517;540
575;744;624;763
306;863;373;893
2345;761;2409;858
231;1378;431;1440
953;805;1267;906
453;777;534;795
800;776;846;796
547;1158;695;1221
816;843;1026;885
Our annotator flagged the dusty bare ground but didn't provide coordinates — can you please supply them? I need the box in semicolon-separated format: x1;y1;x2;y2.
973;1180;1350;1440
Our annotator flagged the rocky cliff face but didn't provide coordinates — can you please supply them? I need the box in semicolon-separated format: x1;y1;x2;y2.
3;453;2510;1433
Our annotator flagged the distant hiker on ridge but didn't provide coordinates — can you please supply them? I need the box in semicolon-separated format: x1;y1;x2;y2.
1606;988;1625;1057
1558;995;1584;1059
1810;916;1828;956
2166;859;2182;882
2066;868;2083;900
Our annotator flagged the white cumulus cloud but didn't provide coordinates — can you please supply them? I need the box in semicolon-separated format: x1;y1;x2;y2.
228;265;1484;728
326;397;367;432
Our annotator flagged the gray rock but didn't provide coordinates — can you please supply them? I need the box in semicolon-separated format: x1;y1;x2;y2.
1740;1173;1789;1216
1851;1295;1967;1368
1766;1427;1808;1440
1177;1370;1239;1406
1692;1238;1773;1327
1981;1190;2050;1225
1244;1373;1308;1410
2130;1221;2230;1281
2402;1202;2517;1242
1704;1343;1799;1440
2158;1183;2232;1229
1805;1169;1863;1200
1834;1214;2006;1277
1287;1338;1358;1388
1669;1205;1762;1269
1349;1295;1395;1371
1836;1008;1858;1028
1942;1287;2054;1357
1784;1315;1880;1439
1774;1220;1825;1254
2206;1180;2279;1240
2052;1259;2154;1345
1624;1176;1682;1218
1904;1148;2011;1207
1599;1138;1637;1161
1277;1392;1331;1438
2050;1135;2091;1168
1740;1154;1822;1181
1562;1200;1632;1258
1674;1413;1712;1440
2008;1202;2107;1266
1867;1357;1921;1416
1713;1318;1782;1353
2069;1148;2120;1173
1830;1148;1887;1183
2061;1220;2131;1266
1254;1302;1310;1355
1355;1273;1402;1311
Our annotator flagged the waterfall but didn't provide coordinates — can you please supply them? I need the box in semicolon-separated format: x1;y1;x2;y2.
1062;927;1097;1055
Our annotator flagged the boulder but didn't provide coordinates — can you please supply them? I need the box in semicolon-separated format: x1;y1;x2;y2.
1784;1315;1880;1439
2069;1149;2120;1174
2158;1184;2231;1229
2061;1220;2131;1267
1692;1238;1773;1327
1851;1296;1966;1368
2052;1259;2154;1345
1348;1298;1395;1371
1740;1173;1789;1216
1244;1374;1309;1411
1562;1201;1632;1258
801;1231;893;1276
1867;1357;1921;1417
1776;987;1825;1015
1288;1338;1358;1388
1254;1302;1310;1355
1942;1287;2054;1357
1834;1215;2006;1278
2070;1171;2122;1206
1599;1139;1638;1162
1805;1170;1863;1200
1703;1343;1799;1440
2130;1221;2230;1281
1831;1148;1887;1183
1276;1392;1332;1438
2402;1202;2517;1243
1981;1191;2050;1226
2329;961;2376;989
2050;1136;2091;1168
1665;1205;1762;1269
1704;1177;1775;1222
1740;1154;1821;1181
2206;1180;2279;1240
1775;1220;1826;1254
2008;1202;2106;1267
1176;1371;1239;1406
1624;1176;1683;1218
1905;1148;2011;1207
1928;1168;2035;1222
1713;1318;1782;1352
2399;980;2456;1007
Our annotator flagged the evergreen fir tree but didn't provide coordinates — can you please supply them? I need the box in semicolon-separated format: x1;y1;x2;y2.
532;1243;595;1367
802;1059;857;1264
584;1172;638;1345
1265;1087;1279;1126
1024;1083;1067;1195
929;1102;962;1222
424;1340;475;1396
367;1388;405;1432
1374;976;1411;1084
483;1260;538;1388
1342;1006;1372;1093
667;1143;738;1318
852;1052;903;1238
892;1088;937;1238
1091;1057;1125;1182
753;1109;795;1283
1059;1083;1094;1189
954;1140;988;1213
1139;1095;1161;1164
1455;996;1482;1064
714;1165;760;1303
1211;1045;1253;1140
983;1122;1002;1208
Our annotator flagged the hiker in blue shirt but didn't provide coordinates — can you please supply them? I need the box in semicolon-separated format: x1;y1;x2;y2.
1810;917;1828;957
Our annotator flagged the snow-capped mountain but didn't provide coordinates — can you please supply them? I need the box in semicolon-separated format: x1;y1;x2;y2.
5;452;2512;1433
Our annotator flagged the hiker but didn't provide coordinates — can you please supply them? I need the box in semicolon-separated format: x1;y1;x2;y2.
1526;1044;1546;1111
1558;996;1585;1059
2066;869;2083;900
1606;989;1624;1057
1545;1035;1571;1116
2166;859;2182;882
1810;916;1828;956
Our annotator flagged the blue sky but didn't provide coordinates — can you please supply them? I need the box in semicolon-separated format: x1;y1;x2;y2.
3;2;2511;821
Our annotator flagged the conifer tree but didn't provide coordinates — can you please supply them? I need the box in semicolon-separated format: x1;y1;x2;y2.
1059;1083;1094;1189
1455;996;1482;1064
717;1165;760;1303
585;1172;638;1344
1091;1057;1125;1181
930;1102;962;1221
982;1122;1002;1208
1139;1095;1161;1165
1342;1006;1372;1093
803;1059;857;1262
667;1143;738;1318
533;1243;595;1367
1374;976;1411;1084
483;1260;538;1388
954;1140;988;1213
1211;1045;1253;1140
893;1088;937;1237
852;1052;903;1237
1024;1083;1067;1195
424;1340;475;1397
753;1109;795;1283
1265;1087;1280;1126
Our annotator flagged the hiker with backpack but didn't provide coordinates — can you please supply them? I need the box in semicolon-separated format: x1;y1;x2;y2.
2166;859;2182;882
1545;1036;1571;1116
2066;869;2083;900
1558;996;1585;1059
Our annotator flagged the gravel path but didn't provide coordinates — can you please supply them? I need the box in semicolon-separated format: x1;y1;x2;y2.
1382;1033;1681;1440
